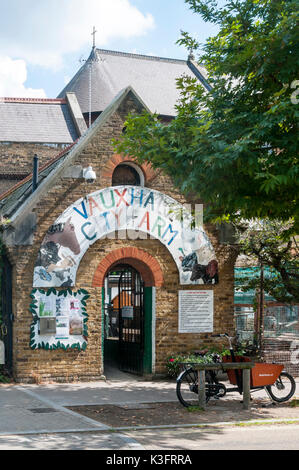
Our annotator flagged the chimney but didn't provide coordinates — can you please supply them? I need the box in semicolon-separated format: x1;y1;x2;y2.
32;154;39;193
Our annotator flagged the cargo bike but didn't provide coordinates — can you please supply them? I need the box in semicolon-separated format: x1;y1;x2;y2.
176;333;296;407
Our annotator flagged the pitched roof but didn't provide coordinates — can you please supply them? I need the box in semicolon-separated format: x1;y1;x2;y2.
0;86;148;226
57;48;210;117
0;97;80;144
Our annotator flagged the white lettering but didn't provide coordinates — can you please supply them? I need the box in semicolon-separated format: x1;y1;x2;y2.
106;455;141;467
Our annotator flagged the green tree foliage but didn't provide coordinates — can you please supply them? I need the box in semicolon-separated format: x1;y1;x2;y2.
116;0;299;228
237;219;299;303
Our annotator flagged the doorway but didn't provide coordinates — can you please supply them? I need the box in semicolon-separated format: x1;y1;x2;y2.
103;264;152;376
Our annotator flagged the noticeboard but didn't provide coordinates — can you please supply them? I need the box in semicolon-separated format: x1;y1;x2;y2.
29;288;89;351
178;290;214;333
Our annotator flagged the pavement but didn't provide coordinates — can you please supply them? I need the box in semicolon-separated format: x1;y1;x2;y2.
0;365;299;450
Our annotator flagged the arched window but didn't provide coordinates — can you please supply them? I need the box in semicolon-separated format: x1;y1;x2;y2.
112;163;144;186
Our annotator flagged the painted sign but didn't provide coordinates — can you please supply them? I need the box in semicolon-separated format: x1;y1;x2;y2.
33;186;218;287
178;290;214;333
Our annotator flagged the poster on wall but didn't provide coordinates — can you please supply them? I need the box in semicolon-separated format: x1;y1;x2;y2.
29;288;89;351
178;290;214;333
33;186;219;288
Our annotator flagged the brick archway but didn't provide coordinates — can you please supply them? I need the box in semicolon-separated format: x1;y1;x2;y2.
102;153;157;184
92;247;164;287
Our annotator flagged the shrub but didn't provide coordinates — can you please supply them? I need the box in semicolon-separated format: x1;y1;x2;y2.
166;350;217;378
166;354;186;378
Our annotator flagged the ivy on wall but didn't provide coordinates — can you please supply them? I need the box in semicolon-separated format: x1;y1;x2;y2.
29;287;89;351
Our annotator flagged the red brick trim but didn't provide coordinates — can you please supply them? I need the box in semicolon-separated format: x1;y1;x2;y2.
102;153;157;184
92;247;164;287
0;97;67;104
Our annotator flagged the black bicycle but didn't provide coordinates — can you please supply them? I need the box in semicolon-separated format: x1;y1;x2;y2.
176;333;296;407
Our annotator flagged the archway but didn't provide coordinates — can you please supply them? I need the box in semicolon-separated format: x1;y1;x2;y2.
101;257;156;376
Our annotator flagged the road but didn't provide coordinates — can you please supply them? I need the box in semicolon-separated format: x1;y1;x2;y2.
0;423;298;450
125;422;299;450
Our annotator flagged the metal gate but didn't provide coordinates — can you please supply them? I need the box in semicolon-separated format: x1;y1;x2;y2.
118;265;144;375
1;255;13;374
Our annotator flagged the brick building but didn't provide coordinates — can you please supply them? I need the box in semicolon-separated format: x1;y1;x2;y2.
0;49;237;383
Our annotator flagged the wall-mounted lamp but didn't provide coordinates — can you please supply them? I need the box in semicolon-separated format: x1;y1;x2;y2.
83;166;96;184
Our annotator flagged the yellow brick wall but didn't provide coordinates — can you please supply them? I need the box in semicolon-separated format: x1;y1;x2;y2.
6;96;237;383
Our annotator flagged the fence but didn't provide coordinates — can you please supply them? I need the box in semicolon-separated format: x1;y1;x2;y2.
234;267;299;376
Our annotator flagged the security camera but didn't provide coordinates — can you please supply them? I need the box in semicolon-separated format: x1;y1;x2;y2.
83;166;96;183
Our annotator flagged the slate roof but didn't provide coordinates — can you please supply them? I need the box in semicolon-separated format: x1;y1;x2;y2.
0;86;147;226
58;48;210;117
0;98;79;143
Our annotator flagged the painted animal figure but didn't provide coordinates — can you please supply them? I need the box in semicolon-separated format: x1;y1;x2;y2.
190;259;219;284
206;259;219;283
181;252;198;272
190;263;210;283
35;241;60;268
44;217;80;255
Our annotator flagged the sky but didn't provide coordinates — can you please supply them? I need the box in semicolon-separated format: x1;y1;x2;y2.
0;0;219;99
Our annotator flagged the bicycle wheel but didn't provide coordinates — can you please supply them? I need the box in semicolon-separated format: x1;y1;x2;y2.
266;372;296;403
176;369;199;407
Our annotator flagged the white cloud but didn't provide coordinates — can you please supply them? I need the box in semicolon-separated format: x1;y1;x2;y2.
0;0;155;70
0;56;46;98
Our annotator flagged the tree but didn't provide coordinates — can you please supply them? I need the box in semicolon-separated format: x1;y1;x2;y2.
115;0;299;302
237;219;299;304
116;0;299;229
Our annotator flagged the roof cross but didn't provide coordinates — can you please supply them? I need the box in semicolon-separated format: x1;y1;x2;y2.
91;26;97;48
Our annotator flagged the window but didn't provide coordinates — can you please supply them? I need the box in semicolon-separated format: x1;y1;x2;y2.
112;163;144;186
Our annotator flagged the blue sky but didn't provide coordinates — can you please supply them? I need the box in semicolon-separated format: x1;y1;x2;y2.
0;0;219;98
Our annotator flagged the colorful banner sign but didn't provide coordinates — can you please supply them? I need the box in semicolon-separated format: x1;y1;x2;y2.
33;186;218;287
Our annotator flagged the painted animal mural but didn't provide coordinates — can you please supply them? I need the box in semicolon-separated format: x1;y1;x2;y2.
180;251;219;284
34;218;80;286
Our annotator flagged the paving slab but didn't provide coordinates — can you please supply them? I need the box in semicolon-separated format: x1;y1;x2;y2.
0;431;144;451
0;367;298;438
0;385;109;435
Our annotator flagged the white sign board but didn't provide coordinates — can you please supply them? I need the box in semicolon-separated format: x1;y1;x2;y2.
121;306;134;319
178;290;213;333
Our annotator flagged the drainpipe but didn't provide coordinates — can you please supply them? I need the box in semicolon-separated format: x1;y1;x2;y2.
32;154;39;193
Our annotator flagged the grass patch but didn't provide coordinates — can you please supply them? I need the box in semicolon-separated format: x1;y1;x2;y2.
0;374;10;384
289;399;299;408
186;405;205;412
234;420;299;427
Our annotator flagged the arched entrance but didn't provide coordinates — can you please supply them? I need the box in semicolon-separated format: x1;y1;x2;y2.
104;264;146;375
93;247;163;376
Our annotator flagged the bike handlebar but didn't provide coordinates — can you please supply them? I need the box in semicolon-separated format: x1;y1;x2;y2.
210;333;234;349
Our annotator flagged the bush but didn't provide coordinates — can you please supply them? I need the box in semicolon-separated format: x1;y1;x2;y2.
165;343;256;378
166;354;186;378
166;350;218;378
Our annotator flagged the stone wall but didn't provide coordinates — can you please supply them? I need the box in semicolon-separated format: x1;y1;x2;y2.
0;143;69;196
